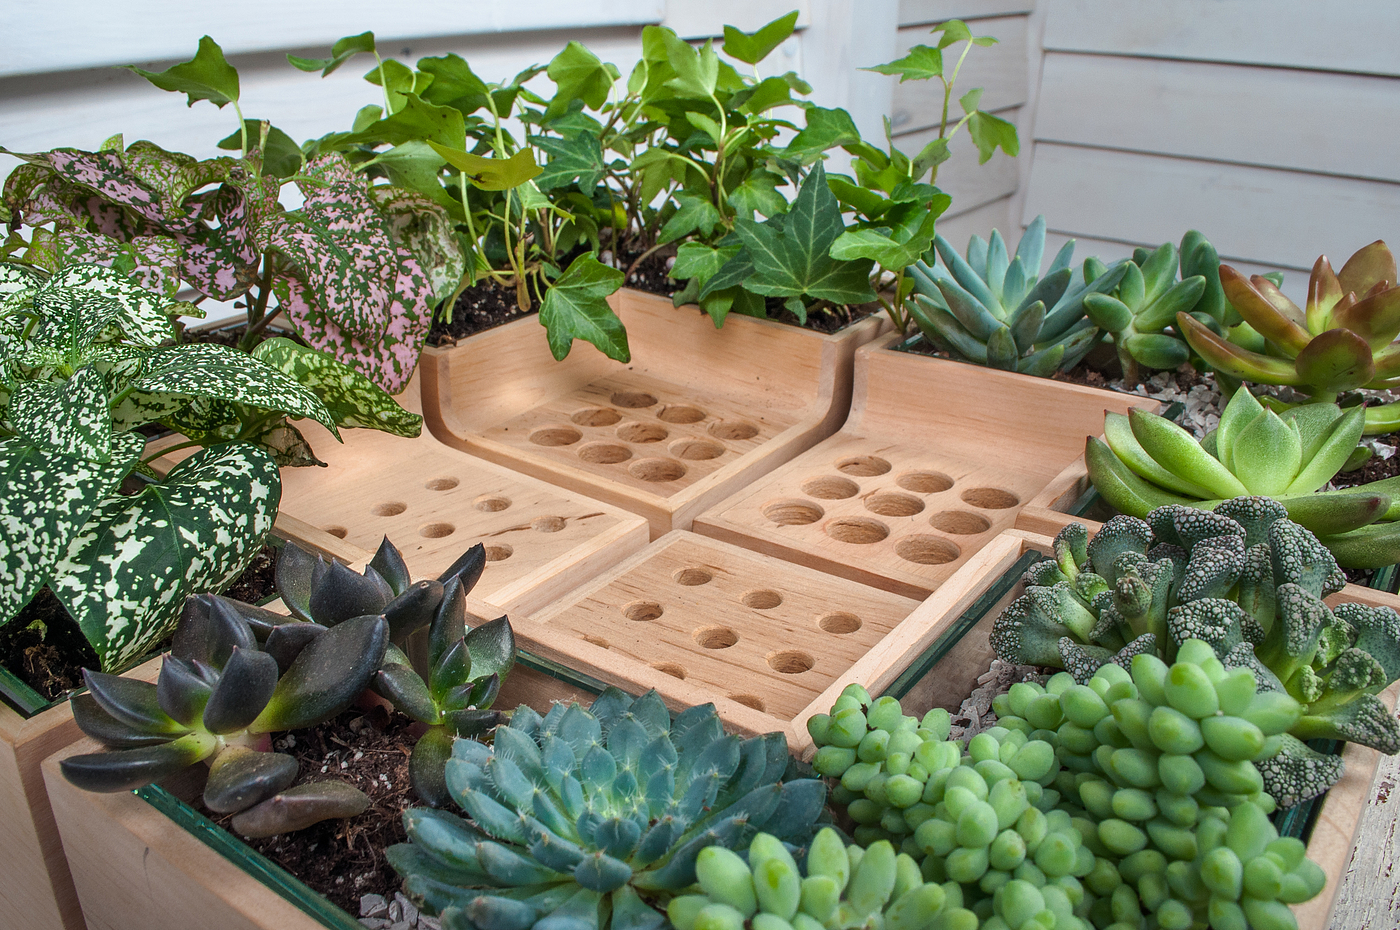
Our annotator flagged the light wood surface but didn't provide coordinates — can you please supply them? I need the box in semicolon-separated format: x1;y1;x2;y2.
1;654;162;930
420;289;887;538
695;334;1156;599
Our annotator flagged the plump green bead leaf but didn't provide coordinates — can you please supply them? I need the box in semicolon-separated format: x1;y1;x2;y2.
1123;332;1190;370
538;252;627;362
127;36;239;108
251;337;421;437
60;731;218;793
250;614;388;733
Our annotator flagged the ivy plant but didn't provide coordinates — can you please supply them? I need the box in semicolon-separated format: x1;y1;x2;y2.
0;262;335;670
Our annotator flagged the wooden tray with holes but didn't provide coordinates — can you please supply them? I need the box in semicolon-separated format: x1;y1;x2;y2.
419;288;887;539
693;335;1159;600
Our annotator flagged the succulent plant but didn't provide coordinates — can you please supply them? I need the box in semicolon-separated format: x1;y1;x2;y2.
274;537;515;805
1084;386;1400;567
388;688;827;930
1178;240;1400;433
1081;231;1230;384
906;216;1129;376
990;501;1400;803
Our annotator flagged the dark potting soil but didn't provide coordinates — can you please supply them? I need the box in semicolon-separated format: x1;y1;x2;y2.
211;706;418;915
0;542;280;705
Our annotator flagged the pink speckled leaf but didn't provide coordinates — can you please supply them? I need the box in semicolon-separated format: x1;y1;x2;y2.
27;228;185;299
369;186;466;306
6;149;175;230
120;141;237;217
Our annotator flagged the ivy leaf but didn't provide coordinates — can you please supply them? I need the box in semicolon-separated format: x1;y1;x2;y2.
539;253;627;362
784;107;863;161
828;174;893;220
363;142;458;215
732;163;876;305
530;132;606;192
722;11;799;65
911;136;952;181
287;32;377;76
427;143;541;191
672;242;741;285
663;34;720;99
417;53;492;112
546;42;618;119
338;94;467;150
50;442;281;670
732;75;798;115
216;121;303;178
699;249;756;300
966;109;1020;165
0;432;142;623
657;194;723;246
127;36;240;108
830;199;945;272
933;20;974;49
863;45;944;82
8;366;113;461
252;337;422;437
727;171;788;220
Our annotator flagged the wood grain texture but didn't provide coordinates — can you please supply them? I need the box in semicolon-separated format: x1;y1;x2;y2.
1040;0;1400;77
891;16;1029;134
420;289;887;538
694;334;1156;599
899;0;1034;26
1329;750;1400;930
1023;143;1400;274
894;106;1022;215
1035;52;1400;184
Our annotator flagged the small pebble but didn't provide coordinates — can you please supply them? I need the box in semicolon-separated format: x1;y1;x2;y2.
388;900;402;922
418;917;441;930
358;921;389;930
390;922;412;930
394;892;419;925
360;893;388;918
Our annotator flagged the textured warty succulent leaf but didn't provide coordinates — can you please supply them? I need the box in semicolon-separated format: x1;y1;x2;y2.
0;432;141;622
8;366;113;461
251;336;420;436
49;442;280;670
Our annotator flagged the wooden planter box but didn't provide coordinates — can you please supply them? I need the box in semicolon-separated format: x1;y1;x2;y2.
693;334;1157;600
0;655;162;930
418;288;887;539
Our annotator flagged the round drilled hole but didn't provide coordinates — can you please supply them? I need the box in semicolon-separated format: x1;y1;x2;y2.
742;590;783;610
372;501;407;516
419;523;455;538
611;391;658;408
837;456;891;477
931;511;992;535
485;545;513;561
630;457;687;482
709;420;759;441
763;499;824;526
658;404;706;424
768;650;815;674
652;662;687;680
802;476;859;500
865;492;925;517
694;626;738;649
474;495;512;512
529;426;582;446
581;634;610;649
819;612;862;634
578;442;632;464
424;476;459;491
532;516;567;533
673;568;713;586
729;694;766;711
962;487;1020;510
323;525;348;539
617;422;668;443
670;438;725;460
898;471;954;494
825;517;890;544
623;600;664;622
572;407;622;427
895;535;961;565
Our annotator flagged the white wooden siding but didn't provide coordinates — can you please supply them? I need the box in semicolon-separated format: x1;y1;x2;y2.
892;15;1029;135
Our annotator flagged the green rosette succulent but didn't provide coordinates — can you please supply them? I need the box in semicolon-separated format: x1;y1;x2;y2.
388;689;827;930
1178;240;1400;433
1084;384;1400;567
990;500;1400;804
1081;231;1230;384
906;216;1130;376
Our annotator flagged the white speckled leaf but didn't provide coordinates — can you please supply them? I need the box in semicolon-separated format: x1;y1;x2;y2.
0;431;142;622
49;442;282;670
0;261;43;303
27;228;186;302
252;337;421;437
8;366;113;460
131;343;336;434
33;263;174;349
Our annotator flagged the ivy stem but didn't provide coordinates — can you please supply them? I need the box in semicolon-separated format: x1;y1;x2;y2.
233;100;248;156
623;241;668;287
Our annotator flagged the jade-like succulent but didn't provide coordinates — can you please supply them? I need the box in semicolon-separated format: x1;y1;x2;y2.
1085;385;1400;567
906;216;1129;375
60;592;385;834
1081;231;1229;384
990;500;1400;803
1178;240;1400;433
389;688;827;930
275;538;515;805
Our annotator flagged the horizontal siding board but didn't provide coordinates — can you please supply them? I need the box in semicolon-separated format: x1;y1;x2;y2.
0;0;664;77
1041;0;1400;77
892;15;1028;134
664;1;810;38
1023;143;1400;273
935;194;1016;247
1035;53;1400;184
895;106;1022;216
899;0;1033;26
